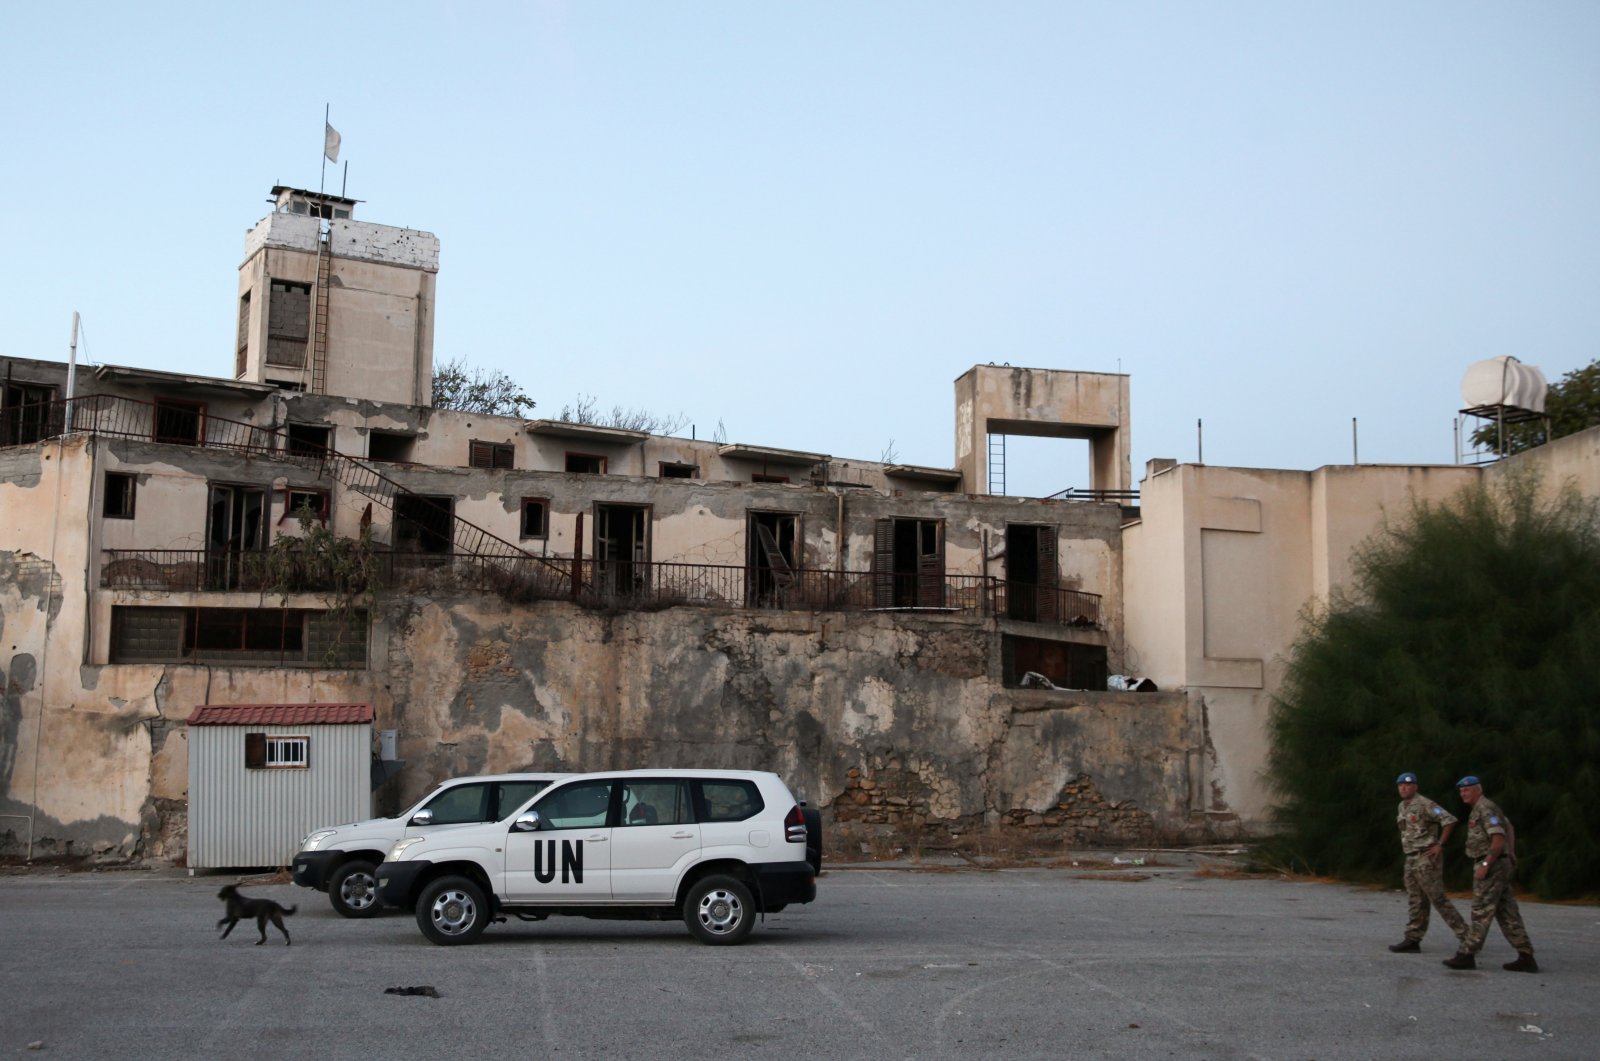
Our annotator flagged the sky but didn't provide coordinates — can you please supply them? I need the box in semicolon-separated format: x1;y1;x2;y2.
4;3;1598;497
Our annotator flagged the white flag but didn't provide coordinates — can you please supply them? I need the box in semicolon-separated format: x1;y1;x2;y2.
324;123;341;163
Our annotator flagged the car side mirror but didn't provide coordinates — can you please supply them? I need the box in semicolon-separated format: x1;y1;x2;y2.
410;809;434;826
512;811;543;833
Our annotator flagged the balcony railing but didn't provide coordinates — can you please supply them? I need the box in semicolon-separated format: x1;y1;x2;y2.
101;549;1103;628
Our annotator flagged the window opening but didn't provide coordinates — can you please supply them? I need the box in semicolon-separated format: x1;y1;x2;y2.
104;473;137;519
469;440;514;470
236;291;251;377
2;383;59;446
1004;524;1059;622
286;423;331;457
752;473;789;484
520;498;549;539
747;511;799;607
659;462;696;479
153;397;204;446
110;606;366;667
280;488;330;525
394;495;454;555
245;733;310;769
206;484;267;589
565;452;606;474
873;518;944;608
594;503;649;596
266;280;311;368
367;432;415;463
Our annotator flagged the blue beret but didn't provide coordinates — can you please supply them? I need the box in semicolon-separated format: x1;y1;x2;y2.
1396;772;1418;784
1456;775;1481;788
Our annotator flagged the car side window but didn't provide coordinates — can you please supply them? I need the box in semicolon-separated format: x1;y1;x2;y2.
620;781;690;827
696;779;764;822
534;780;615;829
494;780;553;820
422;783;491;825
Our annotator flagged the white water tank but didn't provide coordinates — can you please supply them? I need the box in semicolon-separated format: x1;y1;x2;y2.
1461;356;1547;414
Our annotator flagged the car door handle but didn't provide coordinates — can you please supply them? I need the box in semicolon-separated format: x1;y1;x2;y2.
671;831;694;839
586;834;607;843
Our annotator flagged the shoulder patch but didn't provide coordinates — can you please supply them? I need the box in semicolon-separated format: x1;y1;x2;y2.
1488;816;1501;825
1430;806;1442;816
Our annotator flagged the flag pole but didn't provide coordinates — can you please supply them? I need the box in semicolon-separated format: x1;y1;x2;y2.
319;104;329;197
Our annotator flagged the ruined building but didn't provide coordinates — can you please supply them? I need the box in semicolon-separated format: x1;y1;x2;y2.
4;187;1596;864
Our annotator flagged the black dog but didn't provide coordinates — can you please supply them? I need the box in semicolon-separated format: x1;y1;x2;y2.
216;884;295;946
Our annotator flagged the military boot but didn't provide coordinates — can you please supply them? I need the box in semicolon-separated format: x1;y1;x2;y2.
1388;939;1421;953
1502;953;1539;973
1442;952;1476;970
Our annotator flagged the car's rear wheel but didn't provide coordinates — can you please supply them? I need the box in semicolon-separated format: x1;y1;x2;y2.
417;876;489;945
328;859;381;919
684;875;755;945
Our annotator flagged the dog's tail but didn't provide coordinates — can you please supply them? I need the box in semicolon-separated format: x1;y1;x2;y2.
282;904;298;916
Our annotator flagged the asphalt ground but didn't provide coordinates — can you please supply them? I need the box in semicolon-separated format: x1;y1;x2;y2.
0;859;1594;1060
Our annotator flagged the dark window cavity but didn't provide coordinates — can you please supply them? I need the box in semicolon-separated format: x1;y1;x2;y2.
104;473;137;519
286;422;331;456
520;498;548;539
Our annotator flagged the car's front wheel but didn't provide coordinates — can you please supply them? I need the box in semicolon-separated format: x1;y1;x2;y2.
328;859;381;919
684;875;755;945
417;876;489;945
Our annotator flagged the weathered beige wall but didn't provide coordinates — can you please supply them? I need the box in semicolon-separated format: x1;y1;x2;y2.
1124;459;1484;827
954;365;1133;494
377;597;1203;846
1492;422;1600;499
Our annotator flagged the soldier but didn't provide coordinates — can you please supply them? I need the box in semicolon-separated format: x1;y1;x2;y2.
1388;772;1468;952
1442;776;1538;972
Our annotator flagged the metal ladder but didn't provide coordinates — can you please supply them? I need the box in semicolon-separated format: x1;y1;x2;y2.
987;433;1006;495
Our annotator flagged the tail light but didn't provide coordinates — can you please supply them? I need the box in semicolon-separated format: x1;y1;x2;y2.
783;804;807;844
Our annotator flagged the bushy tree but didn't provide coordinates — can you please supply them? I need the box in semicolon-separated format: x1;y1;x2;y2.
1470;357;1600;455
1266;472;1600;898
431;357;535;416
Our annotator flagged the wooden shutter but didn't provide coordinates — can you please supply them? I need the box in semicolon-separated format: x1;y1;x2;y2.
244;732;267;769
1037;528;1059;622
917;521;944;607
872;519;895;607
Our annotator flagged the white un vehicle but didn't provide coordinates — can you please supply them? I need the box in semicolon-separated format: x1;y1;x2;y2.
373;769;822;946
292;772;569;917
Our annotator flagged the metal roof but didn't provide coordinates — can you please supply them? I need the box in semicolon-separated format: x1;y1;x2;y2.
187;703;374;726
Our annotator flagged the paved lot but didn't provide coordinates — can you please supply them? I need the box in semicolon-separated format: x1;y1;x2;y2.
0;860;1595;1060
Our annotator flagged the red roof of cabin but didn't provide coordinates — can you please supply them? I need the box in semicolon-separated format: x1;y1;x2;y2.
187;703;374;726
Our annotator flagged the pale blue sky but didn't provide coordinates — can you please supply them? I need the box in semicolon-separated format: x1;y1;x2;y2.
5;3;1597;495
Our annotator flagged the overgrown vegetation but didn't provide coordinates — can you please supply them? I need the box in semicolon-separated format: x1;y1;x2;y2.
558;392;689;435
1265;472;1600;899
1470;356;1600;455
260;502;381;666
431;357;536;416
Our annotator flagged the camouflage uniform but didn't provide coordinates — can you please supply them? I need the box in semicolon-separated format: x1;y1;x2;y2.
1460;796;1534;957
1396;794;1467;943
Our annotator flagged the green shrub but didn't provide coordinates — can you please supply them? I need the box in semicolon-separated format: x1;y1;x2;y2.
1266;471;1600;899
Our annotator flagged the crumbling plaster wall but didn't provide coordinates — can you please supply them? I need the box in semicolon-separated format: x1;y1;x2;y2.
379;597;1201;845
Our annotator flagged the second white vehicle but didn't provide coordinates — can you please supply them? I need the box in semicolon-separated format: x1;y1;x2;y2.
291;772;569;917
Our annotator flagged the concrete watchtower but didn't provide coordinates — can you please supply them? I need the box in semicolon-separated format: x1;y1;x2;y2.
233;186;440;406
954;365;1132;496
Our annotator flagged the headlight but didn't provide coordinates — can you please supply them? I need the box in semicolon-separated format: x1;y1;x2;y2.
386;837;427;862
301;829;337;851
